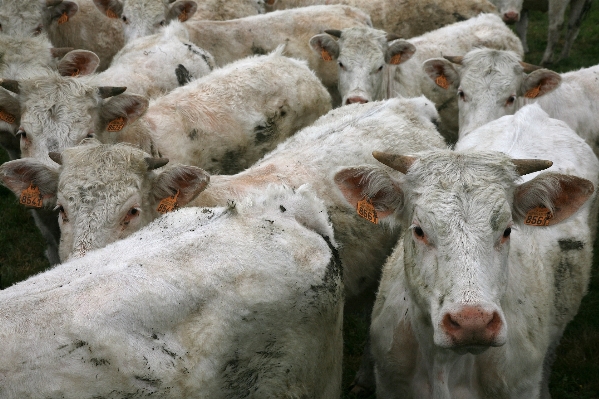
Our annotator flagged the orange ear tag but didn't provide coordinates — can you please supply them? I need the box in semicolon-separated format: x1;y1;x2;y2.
357;198;378;224
57;12;69;25
435;74;450;89
106;117;125;132
106;9;118;19
389;54;402;65
0;110;16;124
157;190;180;213
524;84;542;99
321;49;333;62
20;183;44;208
178;10;188;22
524;206;553;226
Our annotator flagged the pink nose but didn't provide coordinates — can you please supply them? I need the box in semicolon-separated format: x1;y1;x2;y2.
441;306;503;347
503;11;520;23
346;96;369;105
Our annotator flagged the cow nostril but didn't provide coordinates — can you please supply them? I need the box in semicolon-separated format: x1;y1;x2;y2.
487;311;502;333
346;97;369;105
503;11;519;23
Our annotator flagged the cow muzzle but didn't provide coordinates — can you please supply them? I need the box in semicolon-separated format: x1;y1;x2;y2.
502;11;520;24
439;305;506;350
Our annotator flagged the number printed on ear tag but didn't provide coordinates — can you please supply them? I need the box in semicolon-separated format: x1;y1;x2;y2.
357;198;378;224
524;206;552;226
20;183;43;208
157;190;180;213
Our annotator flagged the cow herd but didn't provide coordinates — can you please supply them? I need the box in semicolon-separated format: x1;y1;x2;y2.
0;0;596;398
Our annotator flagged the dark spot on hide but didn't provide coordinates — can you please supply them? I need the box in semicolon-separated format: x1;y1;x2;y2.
188;128;198;140
74;340;88;348
254;113;281;146
219;148;247;175
184;43;201;56
151;333;158;339
162;346;177;359
554;258;574;316
438;295;445;308
134;375;161;385
310;236;343;298
90;358;110;366
279;205;286;212
175;64;192;86
558;239;584;251
452;12;467;21
251;43;267;55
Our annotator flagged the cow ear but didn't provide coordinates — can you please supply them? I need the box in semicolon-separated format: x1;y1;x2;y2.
0;159;59;208
521;69;561;99
386;40;415;65
167;1;197;23
309;34;339;62
93;0;123;19
57;50;100;76
100;94;149;132
334;166;404;222
152;165;210;209
513;172;594;226
423;58;460;90
48;1;78;25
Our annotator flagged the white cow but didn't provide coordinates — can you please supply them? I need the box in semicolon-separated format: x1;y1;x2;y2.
183;5;372;106
423;48;599;157
265;0;498;39
190;0;265;20
335;104;597;398
104;48;332;173
489;0;592;63
0;185;343;399
310;13;523;142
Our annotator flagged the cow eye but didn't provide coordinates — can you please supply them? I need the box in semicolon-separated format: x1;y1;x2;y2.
122;16;128;23
86;132;95;139
159;20;166;26
414;226;424;238
458;90;465;101
338;61;345;70
122;207;141;226
503;227;511;238
33;24;43;35
505;95;516;106
377;65;383;72
54;205;69;222
16;129;27;139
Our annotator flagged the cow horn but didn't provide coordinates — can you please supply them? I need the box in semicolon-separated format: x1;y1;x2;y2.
145;157;169;170
512;159;553;175
386;33;401;42
324;29;342;38
372;151;417;175
519;61;543;73
0;79;20;94
443;55;463;65
48;152;63;165
46;0;63;6
97;86;127;99
50;47;74;58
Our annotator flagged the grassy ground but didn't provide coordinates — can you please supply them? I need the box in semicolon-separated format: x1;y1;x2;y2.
1;3;599;398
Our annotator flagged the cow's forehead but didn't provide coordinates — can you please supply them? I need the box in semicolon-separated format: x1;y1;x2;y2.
21;75;98;105
460;49;524;85
122;0;168;15
339;27;388;52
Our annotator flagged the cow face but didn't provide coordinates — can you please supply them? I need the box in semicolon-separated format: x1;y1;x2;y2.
0;0;78;37
93;0;197;43
335;150;593;352
1;70;148;165
310;27;415;106
423;48;561;137
0;140;210;261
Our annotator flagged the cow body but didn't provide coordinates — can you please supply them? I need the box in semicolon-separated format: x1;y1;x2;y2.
311;14;523;142
352;105;598;398
265;0;497;39
191;0;265;20
0;186;343;399
110;49;332;174
183;5;372;106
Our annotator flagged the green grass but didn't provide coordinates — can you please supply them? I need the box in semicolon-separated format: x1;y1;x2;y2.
1;4;599;397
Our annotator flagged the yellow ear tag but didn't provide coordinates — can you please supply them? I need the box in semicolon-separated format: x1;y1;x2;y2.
178;10;189;22
157;190;180;213
20;183;43;208
106;117;125;132
357;198;378;224
389;54;402;65
435;74;450;89
524;206;553;226
525;84;542;99
57;12;69;25
0;110;16;124
106;9;118;19
321;49;332;62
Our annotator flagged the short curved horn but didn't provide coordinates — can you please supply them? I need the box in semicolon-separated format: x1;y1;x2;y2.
519;61;543;73
372;151;417;174
46;0;63;6
512;159;553;176
386;33;401;42
48;152;63;165
145;157;169;170
97;86;127;99
443;55;463;65
50;47;74;58
0;79;20;94
324;29;342;38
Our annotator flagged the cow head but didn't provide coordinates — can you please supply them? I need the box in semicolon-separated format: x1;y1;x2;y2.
93;0;197;43
335;150;593;352
0;140;210;261
310;26;415;105
1;64;148;165
423;48;561;138
489;0;525;23
0;0;78;37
